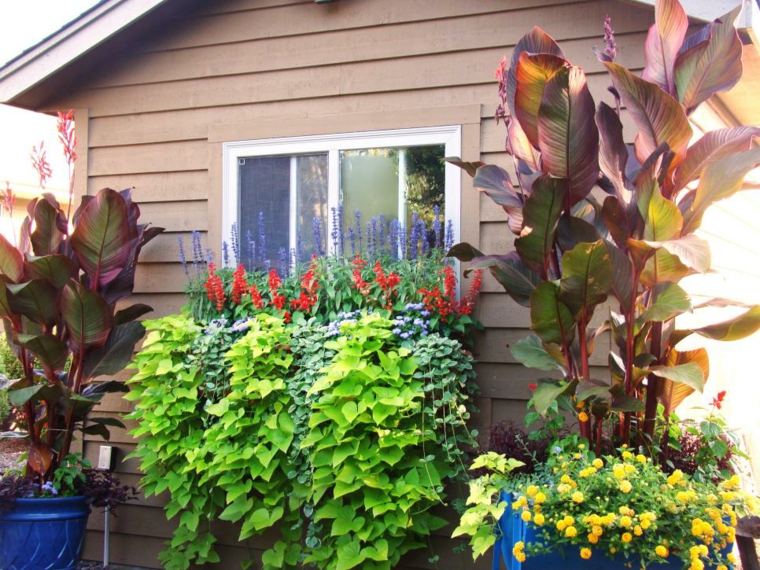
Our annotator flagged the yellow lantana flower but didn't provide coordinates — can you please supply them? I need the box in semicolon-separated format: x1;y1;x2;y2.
580;547;592;560
622;532;633;543
655;545;669;558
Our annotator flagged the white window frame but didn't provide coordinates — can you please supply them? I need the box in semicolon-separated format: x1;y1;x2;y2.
222;126;462;262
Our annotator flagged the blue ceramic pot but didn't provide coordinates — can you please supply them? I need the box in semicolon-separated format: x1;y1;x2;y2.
0;496;90;570
493;492;732;570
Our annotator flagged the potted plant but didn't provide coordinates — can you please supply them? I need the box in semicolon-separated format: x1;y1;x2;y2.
0;111;160;569
449;0;760;566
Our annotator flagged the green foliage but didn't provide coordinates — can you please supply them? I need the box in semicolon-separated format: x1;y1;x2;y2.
452;453;526;559
128;311;478;569
0;187;161;482
449;0;760;455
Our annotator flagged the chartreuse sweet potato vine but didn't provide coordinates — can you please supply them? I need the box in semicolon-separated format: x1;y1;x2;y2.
126;312;477;569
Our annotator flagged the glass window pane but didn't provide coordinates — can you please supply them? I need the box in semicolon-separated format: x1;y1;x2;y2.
296;154;329;261
339;145;445;254
238;156;290;271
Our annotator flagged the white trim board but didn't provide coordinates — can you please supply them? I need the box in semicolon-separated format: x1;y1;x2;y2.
0;0;169;104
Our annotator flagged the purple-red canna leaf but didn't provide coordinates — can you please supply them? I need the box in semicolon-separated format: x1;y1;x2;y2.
537;65;599;207
682;146;760;234
70;188;132;288
559;240;612;322
604;62;692;166
674;6;742;114
514;53;567;148
531;281;576;345
60;280;112;355
0;233;24;283
473;164;524;235
673;126;760;192
506;27;565;117
658;348;709;415
596;102;629;202
515;176;566;276
30;197;65;256
24;255;78;289
641;0;688;95
6;279;59;327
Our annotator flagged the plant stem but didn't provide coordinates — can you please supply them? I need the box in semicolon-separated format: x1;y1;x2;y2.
642;321;663;444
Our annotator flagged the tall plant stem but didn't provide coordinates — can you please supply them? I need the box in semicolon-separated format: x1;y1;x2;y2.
622;287;638;445
642;321;663;443
59;352;85;462
578;318;592;440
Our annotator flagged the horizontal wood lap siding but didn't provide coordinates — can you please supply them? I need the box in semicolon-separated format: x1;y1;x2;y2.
36;0;657;567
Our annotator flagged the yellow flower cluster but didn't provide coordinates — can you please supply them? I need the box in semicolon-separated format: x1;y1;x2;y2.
512;541;526;563
511;444;744;569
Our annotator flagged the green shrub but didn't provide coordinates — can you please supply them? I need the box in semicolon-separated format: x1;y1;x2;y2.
127;311;478;569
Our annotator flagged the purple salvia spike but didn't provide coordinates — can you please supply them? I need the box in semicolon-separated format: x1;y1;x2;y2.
205;248;214;264
378;214;385;256
278;247;289;277
433;204;442;249
337;204;344;257
191;230;203;277
354;209;362;254
409;212;419;260
418;219;430;258
230;222;240;265
296;230;304;265
258;211;266;265
348;226;356;257
246;229;255;269
177;235;190;279
398;226;406;260
222;241;230;267
330;207;339;255
370;217;378;260
312;216;325;257
389;219;399;261
445;220;454;251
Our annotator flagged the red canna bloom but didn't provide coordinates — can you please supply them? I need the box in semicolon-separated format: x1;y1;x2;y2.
57;110;77;165
711;390;727;410
31;142;52;189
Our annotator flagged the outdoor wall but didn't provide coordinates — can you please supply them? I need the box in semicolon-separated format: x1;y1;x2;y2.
37;0;657;567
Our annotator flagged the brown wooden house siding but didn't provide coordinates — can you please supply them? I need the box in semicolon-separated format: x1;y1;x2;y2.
35;0;656;567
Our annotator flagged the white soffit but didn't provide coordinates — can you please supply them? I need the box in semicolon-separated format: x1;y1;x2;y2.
0;0;169;104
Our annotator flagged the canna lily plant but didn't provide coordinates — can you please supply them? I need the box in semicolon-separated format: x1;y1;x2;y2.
450;0;760;455
0;167;162;484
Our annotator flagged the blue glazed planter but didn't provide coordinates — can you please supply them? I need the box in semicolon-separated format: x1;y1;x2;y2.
493;492;732;570
0;496;91;570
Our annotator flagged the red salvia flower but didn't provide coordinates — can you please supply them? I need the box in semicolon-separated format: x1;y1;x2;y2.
456;269;484;316
373;261;400;309
249;283;264;310
268;269;287;310
291;255;320;312
230;264;248;305
30;142;52;190
203;263;225;312
351;256;371;296
57;110;77;165
528;383;537;391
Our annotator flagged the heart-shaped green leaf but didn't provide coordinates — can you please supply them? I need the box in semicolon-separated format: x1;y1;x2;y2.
511;334;566;373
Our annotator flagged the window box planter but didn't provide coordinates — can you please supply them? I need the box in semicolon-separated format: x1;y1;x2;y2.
0;496;90;570
493;492;732;570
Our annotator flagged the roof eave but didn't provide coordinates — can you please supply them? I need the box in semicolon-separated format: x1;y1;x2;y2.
0;0;170;105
